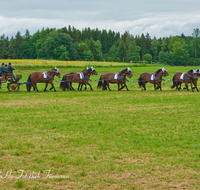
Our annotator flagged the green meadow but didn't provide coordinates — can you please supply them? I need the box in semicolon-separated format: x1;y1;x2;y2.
1;65;200;189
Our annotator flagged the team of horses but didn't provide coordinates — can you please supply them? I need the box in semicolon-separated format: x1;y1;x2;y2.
25;67;200;92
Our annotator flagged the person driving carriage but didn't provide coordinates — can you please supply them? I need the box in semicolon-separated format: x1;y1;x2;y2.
7;62;17;80
7;62;15;74
0;63;6;89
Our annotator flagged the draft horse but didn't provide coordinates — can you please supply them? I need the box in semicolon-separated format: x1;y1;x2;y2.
60;67;98;91
26;67;61;92
192;69;200;91
138;68;169;91
97;68;133;91
171;69;198;92
60;67;91;91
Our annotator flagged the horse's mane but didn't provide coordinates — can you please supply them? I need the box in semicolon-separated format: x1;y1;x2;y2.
86;68;92;72
119;69;127;75
155;69;162;75
187;70;193;74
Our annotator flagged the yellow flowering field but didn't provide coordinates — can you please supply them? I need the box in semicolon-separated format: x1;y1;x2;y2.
0;59;134;67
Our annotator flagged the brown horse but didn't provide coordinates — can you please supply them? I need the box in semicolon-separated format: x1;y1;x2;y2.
138;68;169;91
171;69;198;92
26;68;61;92
192;69;200;91
60;68;90;91
97;68;133;91
60;67;98;91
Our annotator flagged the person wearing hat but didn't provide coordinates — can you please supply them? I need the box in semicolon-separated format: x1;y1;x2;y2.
4;64;8;72
0;63;5;77
7;62;15;74
0;63;6;89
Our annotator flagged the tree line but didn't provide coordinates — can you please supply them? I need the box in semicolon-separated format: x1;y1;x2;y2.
0;26;200;66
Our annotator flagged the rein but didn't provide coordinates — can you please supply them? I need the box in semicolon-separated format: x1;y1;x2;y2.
183;72;196;80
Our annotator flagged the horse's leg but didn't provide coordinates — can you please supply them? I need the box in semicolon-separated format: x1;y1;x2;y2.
78;83;83;91
119;83;125;91
86;82;93;91
84;84;87;90
78;83;81;91
34;83;39;92
125;83;129;91
190;82;194;92
44;83;48;91
185;83;189;91
80;83;84;91
118;83;124;90
106;82;112;91
143;83;147;91
49;81;56;92
159;84;162;91
193;81;199;91
154;83;156;90
32;84;35;91
177;83;180;91
70;83;75;91
195;84;199;92
192;83;198;91
178;83;181;90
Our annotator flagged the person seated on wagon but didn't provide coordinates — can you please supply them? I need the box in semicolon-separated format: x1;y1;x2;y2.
4;64;8;72
0;63;6;89
0;63;6;77
7;62;15;74
7;62;17;79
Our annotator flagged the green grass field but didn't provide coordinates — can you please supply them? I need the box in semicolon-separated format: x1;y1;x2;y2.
1;65;200;189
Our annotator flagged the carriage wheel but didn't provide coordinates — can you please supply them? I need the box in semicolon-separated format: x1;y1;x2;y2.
8;83;20;92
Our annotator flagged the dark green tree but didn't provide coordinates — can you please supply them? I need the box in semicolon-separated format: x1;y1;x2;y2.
101;29;108;54
94;40;103;61
118;40;126;62
41;31;77;60
151;39;159;62
140;33;146;60
20;41;32;59
192;28;200;58
126;34;136;62
0;34;9;59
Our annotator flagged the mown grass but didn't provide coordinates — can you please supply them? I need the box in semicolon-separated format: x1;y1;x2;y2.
0;65;200;189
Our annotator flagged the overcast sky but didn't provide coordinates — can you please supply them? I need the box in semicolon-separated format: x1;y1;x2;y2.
0;0;200;39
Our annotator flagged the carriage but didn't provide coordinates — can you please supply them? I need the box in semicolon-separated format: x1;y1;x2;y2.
0;73;22;92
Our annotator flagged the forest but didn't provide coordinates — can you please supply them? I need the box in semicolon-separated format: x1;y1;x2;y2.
0;26;200;66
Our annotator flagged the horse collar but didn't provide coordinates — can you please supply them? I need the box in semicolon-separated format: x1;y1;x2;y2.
114;74;119;79
80;72;84;79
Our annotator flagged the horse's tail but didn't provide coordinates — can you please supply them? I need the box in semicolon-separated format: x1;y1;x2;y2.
171;76;176;89
60;75;66;90
138;76;143;88
97;76;103;88
26;74;32;92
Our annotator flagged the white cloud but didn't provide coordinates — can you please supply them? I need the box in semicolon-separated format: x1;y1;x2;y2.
0;0;200;38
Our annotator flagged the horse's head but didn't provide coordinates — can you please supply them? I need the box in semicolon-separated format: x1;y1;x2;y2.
51;67;61;78
85;66;98;76
82;67;89;73
159;68;169;77
192;69;198;79
90;66;98;75
197;69;200;77
119;67;133;78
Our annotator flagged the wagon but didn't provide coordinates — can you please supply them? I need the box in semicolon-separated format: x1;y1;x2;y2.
0;73;22;92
